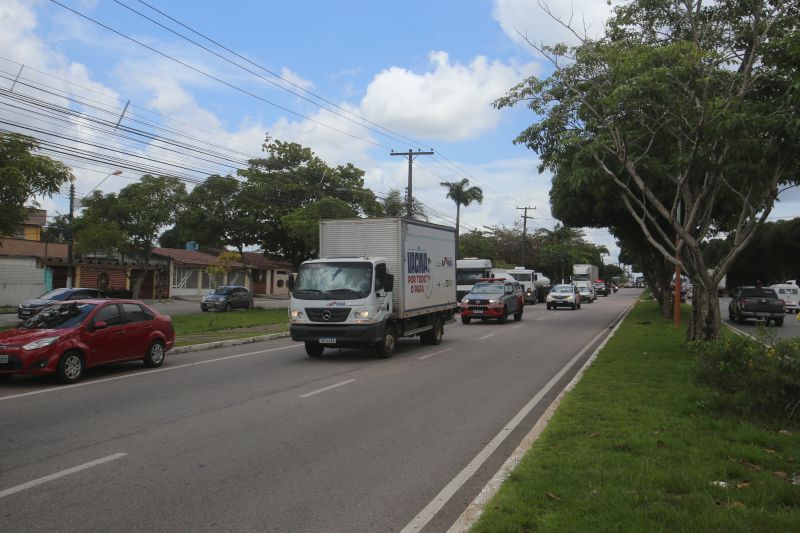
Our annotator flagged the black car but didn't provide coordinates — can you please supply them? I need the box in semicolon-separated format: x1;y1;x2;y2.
201;286;254;312
593;282;609;297
17;287;107;320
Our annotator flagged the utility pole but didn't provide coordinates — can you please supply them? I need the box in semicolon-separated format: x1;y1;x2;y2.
67;183;75;289
516;206;536;268
390;149;434;218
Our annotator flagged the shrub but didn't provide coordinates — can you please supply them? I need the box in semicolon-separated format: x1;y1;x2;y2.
692;330;800;424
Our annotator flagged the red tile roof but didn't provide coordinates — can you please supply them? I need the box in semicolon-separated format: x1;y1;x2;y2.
151;247;224;267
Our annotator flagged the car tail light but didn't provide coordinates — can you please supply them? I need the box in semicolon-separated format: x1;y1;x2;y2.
739;299;746;309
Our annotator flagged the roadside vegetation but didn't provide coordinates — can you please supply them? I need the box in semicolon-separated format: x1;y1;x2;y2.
472;299;800;532
171;308;289;346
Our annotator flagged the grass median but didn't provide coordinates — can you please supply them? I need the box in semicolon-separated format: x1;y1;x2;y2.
471;298;800;532
171;308;289;347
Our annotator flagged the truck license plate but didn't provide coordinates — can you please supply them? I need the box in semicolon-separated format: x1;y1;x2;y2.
0;354;8;364
319;337;337;344
472;309;483;314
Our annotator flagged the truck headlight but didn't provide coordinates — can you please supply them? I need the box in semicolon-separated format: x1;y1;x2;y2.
353;310;370;319
289;309;303;319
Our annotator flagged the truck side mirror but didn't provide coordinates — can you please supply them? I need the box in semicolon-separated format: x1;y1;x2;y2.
385;273;394;292
287;274;295;291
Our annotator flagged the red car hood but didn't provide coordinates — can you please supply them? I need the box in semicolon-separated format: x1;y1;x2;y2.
0;328;66;347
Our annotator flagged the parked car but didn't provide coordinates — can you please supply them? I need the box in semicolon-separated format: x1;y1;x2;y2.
17;287;107;320
770;283;800;314
546;284;581;310
0;300;175;383
728;287;785;326
201;286;254;312
460;278;523;324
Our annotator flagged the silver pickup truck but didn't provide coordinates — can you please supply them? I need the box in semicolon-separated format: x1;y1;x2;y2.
728;287;786;327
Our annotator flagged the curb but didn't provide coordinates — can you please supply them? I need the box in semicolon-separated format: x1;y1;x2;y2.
447;299;638;533
170;332;291;354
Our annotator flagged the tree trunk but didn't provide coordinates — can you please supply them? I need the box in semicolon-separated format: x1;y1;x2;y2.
131;270;146;300
687;282;721;341
455;204;461;259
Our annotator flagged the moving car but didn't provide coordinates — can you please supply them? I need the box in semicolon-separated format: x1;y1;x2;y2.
460;278;523;324
0;299;175;383
770;283;800;314
17;287;106;320
728;287;785;326
201;286;254;312
546;284;581;310
593;281;609;297
574;280;595;303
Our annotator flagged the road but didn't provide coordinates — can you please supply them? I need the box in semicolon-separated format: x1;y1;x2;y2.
0;291;637;532
0;297;291;327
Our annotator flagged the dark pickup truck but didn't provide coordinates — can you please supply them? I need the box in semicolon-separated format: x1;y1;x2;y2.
728;287;786;326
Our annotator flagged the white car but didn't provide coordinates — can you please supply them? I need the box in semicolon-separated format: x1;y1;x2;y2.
770;283;800;314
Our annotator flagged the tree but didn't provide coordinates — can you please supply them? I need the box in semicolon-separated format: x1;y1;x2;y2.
379;188;428;220
533;224;605;284
0;133;74;241
495;0;800;340
282;197;358;255
440;178;483;258
76;175;187;298
239;137;382;268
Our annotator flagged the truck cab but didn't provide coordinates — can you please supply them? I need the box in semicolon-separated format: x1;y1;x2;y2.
289;258;396;357
506;267;538;304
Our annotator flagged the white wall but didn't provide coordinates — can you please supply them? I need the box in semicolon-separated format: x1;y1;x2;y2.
0;257;46;306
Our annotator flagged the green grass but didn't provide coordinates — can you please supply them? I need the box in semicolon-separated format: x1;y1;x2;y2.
471;299;800;532
170;307;289;335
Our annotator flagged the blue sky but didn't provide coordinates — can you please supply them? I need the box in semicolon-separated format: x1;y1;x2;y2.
3;0;798;265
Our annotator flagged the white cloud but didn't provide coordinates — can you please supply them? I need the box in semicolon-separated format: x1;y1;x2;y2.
279;67;314;91
493;0;613;48
360;51;538;142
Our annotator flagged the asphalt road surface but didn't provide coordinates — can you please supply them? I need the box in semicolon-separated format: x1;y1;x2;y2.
1;290;639;532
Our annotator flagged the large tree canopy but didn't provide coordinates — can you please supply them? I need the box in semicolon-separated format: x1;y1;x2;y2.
238;137;382;268
76;175;187;297
496;0;800;340
0;133;74;241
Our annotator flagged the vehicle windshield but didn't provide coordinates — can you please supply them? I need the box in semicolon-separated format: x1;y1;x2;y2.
469;283;504;295
19;302;97;330
508;272;532;282
293;262;373;300
740;288;778;298
211;287;233;295
457;268;489;286
36;288;73;301
553;285;574;293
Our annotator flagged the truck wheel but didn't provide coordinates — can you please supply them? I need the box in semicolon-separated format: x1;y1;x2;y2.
375;324;397;358
498;307;508;324
421;317;443;345
736;312;745;324
775;317;784;327
461;316;471;325
514;308;523;321
305;342;324;358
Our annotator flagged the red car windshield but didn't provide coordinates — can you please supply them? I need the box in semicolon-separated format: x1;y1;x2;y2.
20;302;97;330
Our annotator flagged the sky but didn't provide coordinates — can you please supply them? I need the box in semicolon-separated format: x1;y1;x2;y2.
2;0;798;266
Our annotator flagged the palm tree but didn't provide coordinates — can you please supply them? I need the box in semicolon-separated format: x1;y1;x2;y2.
440;178;483;259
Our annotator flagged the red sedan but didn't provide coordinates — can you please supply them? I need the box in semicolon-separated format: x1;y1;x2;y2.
0;299;175;384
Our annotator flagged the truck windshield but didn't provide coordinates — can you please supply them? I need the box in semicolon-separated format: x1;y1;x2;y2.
508;272;532;282
293;262;373;300
457;269;488;286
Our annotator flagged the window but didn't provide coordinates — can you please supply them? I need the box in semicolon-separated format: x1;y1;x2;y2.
173;266;198;289
122;303;149;323
93;304;122;326
276;279;284;288
375;263;386;292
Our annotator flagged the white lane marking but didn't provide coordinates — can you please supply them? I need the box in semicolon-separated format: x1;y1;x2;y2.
0;453;127;499
536;315;550;321
479;333;495;340
418;347;454;360
511;324;523;329
298;379;355;398
401;323;615;533
0;345;296;402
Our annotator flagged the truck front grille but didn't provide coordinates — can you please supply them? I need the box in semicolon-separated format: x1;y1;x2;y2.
306;308;352;322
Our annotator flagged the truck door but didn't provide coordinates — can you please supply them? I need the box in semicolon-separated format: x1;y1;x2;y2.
375;263;390;315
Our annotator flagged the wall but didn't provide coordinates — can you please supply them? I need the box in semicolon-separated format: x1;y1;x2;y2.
0;257;46;306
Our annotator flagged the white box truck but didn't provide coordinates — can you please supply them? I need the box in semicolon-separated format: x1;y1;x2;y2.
289;218;458;358
456;257;493;301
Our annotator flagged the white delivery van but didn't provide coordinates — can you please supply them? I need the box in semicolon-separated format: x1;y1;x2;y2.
770;283;800;314
289;218;458;358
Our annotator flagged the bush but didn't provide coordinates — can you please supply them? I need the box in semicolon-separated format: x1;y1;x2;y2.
692;331;800;424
